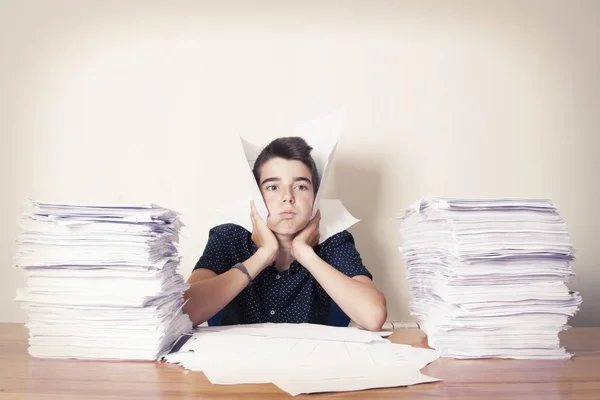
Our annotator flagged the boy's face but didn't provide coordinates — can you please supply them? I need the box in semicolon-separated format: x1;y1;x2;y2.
257;157;316;236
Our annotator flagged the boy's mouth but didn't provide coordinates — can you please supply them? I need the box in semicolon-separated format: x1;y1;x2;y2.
280;210;296;218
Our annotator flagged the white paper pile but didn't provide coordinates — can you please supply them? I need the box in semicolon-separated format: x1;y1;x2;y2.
398;198;582;359
14;200;193;360
164;323;441;396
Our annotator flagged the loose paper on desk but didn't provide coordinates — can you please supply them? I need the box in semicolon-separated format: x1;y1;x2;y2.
216;111;359;243
164;323;441;396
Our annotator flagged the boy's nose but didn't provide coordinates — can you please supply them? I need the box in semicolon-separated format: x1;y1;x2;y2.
282;189;295;203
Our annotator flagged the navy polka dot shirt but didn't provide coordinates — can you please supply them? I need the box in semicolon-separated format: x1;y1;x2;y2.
193;223;372;326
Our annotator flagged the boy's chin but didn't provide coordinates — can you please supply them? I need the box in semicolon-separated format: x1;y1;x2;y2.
269;220;308;236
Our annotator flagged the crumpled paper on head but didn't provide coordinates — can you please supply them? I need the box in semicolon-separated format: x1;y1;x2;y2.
217;111;359;244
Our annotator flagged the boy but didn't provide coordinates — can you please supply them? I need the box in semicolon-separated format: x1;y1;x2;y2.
183;137;387;331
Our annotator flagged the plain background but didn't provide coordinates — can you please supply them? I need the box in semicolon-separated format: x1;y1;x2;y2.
1;1;598;326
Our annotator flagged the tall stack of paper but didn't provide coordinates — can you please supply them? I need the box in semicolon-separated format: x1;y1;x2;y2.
398;198;582;359
14;200;193;360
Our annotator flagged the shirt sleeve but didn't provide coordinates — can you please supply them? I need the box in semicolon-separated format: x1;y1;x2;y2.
320;231;373;280
193;226;233;275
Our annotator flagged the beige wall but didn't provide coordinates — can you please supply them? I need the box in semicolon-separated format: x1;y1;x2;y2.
1;1;598;326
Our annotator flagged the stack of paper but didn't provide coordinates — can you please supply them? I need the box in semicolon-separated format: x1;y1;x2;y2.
398;198;582;359
14;200;193;360
164;323;441;396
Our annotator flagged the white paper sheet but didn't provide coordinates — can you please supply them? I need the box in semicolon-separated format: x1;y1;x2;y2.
274;370;440;396
190;322;380;343
216;111;359;243
163;323;441;395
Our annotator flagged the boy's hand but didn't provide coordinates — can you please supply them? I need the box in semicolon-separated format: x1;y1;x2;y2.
291;210;321;260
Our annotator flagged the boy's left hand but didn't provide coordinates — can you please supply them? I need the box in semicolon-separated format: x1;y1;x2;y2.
291;210;321;259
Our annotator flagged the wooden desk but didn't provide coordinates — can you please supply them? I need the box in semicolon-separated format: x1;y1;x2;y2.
1;323;599;399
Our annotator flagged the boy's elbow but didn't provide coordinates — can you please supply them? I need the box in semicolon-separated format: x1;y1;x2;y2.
362;296;388;331
361;311;386;332
182;287;208;327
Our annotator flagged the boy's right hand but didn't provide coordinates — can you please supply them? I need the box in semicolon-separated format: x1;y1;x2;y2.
250;201;279;267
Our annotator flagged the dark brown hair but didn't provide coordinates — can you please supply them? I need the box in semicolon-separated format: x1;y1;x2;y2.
253;137;320;194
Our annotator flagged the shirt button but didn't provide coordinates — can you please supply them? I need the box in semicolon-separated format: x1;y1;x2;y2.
276;275;280;280
270;310;275;315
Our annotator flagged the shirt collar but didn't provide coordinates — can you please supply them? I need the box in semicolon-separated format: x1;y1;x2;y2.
265;260;303;276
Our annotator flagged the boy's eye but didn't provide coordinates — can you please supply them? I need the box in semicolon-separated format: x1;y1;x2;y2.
266;185;278;191
295;185;308;191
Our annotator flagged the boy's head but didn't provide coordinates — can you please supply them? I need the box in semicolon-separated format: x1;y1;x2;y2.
253;137;319;236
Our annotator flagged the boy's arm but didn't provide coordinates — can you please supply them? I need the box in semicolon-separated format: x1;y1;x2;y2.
183;206;279;327
291;213;387;331
182;248;272;326
294;247;387;331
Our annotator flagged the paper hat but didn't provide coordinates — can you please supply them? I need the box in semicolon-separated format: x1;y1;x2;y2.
217;111;359;244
